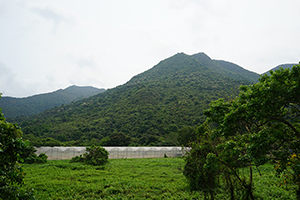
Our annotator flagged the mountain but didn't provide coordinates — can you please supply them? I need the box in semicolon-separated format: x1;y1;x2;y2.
192;53;260;83
17;52;259;146
262;63;298;75
0;85;105;119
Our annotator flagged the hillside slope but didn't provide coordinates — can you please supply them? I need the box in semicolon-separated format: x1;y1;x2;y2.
19;53;257;146
262;63;298;75
0;85;105;118
192;53;260;83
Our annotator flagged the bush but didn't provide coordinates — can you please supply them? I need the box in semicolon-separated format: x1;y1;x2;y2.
20;143;48;164
70;145;109;166
70;154;85;163
0;97;35;199
24;153;48;164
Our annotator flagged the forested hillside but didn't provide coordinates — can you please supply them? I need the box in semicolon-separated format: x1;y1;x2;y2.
17;52;259;146
0;85;105;119
192;53;259;83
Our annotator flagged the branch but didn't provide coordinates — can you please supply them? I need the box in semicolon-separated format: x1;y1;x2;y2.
289;103;300;114
271;117;300;138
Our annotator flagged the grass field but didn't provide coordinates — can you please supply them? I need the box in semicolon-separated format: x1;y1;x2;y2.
22;157;296;199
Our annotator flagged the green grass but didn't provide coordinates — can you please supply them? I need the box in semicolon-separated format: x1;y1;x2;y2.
22;158;296;199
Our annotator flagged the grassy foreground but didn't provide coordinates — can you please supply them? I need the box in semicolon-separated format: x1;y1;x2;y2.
22;157;295;199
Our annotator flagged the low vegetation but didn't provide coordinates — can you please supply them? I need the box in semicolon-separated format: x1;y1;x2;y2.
22;158;295;199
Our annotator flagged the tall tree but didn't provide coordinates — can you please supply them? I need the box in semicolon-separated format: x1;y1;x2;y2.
185;64;300;198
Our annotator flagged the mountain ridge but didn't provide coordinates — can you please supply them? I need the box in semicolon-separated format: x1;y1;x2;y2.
17;52;257;146
0;85;105;119
262;63;298;75
7;52;297;146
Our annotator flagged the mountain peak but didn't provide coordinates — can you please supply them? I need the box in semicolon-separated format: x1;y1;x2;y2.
191;52;212;66
192;52;211;59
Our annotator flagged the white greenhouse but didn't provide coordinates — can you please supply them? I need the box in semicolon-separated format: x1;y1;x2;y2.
35;146;188;160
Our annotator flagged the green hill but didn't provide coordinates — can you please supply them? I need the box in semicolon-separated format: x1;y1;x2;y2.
262;63;297;75
192;53;259;83
17;53;259;146
0;85;105;119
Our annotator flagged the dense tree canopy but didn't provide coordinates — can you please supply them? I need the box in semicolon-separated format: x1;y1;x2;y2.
184;64;300;199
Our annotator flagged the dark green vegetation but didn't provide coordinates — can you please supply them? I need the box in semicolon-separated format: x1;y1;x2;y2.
0;85;105;119
0;100;35;199
70;145;109;166
16;52;260;146
191;53;259;83
184;64;300;199
22;158;295;199
262;63;297;75
24;151;48;164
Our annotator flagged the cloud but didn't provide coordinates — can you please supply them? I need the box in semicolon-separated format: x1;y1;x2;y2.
169;0;208;10
30;4;77;33
67;54;99;69
0;1;10;16
77;55;98;69
1;0;299;97
0;62;23;96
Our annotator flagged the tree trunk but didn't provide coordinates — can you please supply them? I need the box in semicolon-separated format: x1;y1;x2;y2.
209;189;214;200
297;185;300;200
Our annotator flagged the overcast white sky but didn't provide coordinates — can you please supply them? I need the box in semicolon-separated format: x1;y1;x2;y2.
0;0;299;97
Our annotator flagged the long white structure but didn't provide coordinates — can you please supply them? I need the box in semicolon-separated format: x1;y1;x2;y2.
35;146;188;160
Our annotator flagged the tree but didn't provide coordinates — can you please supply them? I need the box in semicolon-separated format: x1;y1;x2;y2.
0;95;35;199
184;123;221;199
184;122;255;200
177;126;197;146
214;65;300;190
108;132;131;146
187;64;300;198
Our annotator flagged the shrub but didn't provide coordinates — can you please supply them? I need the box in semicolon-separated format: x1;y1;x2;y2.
70;145;109;166
70;154;85;163
25;153;48;164
20;143;48;164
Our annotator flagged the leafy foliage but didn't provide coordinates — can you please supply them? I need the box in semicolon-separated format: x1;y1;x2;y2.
99;132;131;146
24;153;48;164
177;126;197;146
184;124;220;198
70;145;109;166
17;53;257;146
0;95;35;199
185;63;300;199
184;123;255;199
